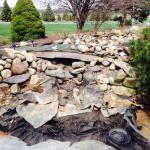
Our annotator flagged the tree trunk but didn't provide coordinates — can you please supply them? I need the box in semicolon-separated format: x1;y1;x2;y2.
76;19;85;31
120;13;127;27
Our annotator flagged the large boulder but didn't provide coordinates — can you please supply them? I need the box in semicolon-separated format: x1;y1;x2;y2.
11;58;28;75
16;102;59;128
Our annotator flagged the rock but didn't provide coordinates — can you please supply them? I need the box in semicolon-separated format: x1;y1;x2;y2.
101;107;127;118
75;85;104;109
114;59;136;78
46;62;57;70
112;86;136;97
63;38;71;44
123;77;141;88
78;45;89;52
0;76;2;82
10;84;20;94
95;46;102;51
0;136;75;150
16;102;59;128
97;74;109;84
103;91;132;109
4;48;16;59
54;39;63;44
70;67;86;75
45;68;65;79
57;104;92;118
72;62;85;69
116;70;127;81
29;74;40;88
83;72;96;83
31;61;38;69
88;65;102;72
4;63;11;69
20;41;28;47
102;60;111;67
0;65;4;71
3;73;30;84
0;59;6;65
124;67;136;78
16;53;26;60
1;69;12;79
12;58;28;75
28;68;36;75
24;52;36;62
72;140;115;150
99;84;108;91
109;64;116;70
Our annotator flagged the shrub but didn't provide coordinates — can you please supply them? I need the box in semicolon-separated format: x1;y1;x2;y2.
0;38;10;46
11;0;45;42
1;0;12;22
129;27;150;97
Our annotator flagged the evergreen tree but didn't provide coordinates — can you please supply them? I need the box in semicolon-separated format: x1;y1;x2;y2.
42;3;55;22
11;0;45;42
57;15;62;21
1;0;12;22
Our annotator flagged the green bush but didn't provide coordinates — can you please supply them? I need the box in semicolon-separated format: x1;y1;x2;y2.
1;0;12;22
42;3;55;22
129;28;150;96
11;0;45;42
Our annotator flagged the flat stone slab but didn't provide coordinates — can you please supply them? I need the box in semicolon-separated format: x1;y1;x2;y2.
3;73;30;84
0;136;114;150
32;51;99;62
16;102;59;128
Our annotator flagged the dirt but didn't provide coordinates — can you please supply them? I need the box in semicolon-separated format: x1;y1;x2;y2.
136;110;150;141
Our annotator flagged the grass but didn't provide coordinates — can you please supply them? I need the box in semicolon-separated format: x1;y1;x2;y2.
0;21;121;44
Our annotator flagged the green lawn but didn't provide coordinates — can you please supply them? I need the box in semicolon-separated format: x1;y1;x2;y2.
0;21;120;41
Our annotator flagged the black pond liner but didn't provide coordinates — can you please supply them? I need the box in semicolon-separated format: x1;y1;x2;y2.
1;107;150;150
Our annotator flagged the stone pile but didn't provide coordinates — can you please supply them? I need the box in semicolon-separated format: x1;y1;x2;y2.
0;27;141;130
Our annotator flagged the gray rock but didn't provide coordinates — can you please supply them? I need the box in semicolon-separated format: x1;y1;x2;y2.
45;68;65;78
16;102;59;128
72;62;85;69
72;140;115;150
83;72;96;82
112;86;136;97
123;77;141;88
0;136;77;150
77;85;104;109
57;104;92;118
3;73;30;84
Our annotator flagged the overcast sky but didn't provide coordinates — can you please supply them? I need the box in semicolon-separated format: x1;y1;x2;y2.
0;0;52;9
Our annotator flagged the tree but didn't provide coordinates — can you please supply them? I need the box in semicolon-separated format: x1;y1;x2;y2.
1;0;12;22
42;3;55;22
55;0;96;30
113;0;150;26
90;0;112;30
11;0;45;42
57;15;62;21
